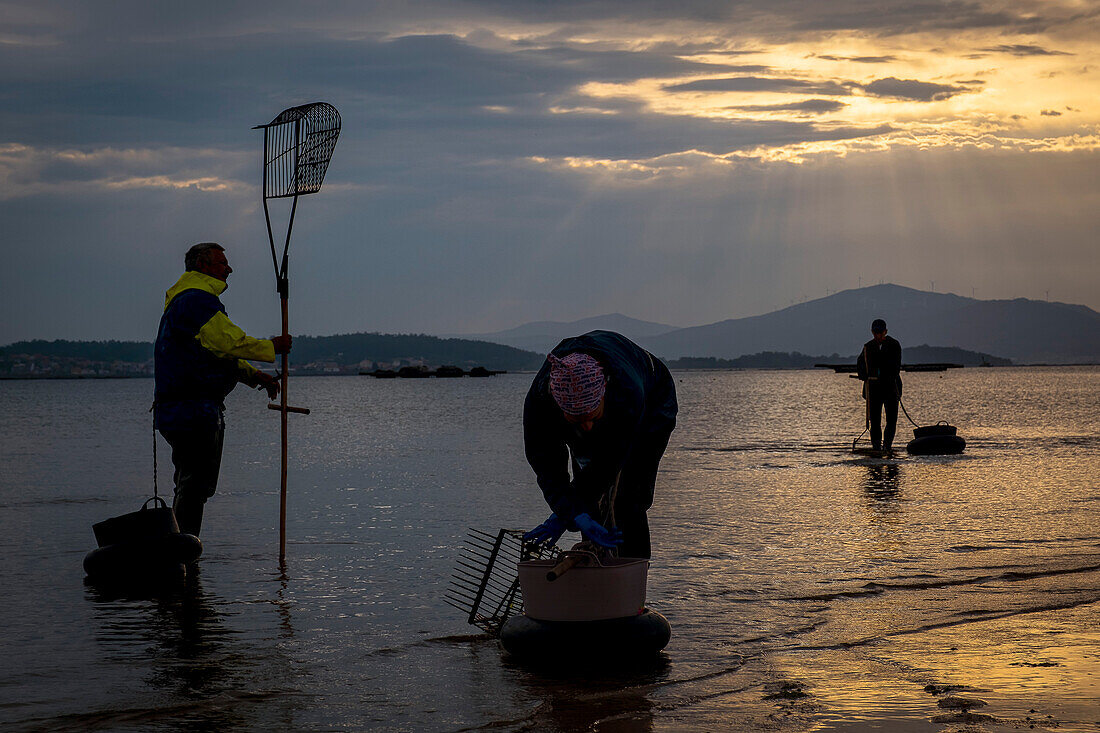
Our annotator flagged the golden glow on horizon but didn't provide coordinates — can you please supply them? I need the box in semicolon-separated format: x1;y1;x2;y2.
518;23;1100;174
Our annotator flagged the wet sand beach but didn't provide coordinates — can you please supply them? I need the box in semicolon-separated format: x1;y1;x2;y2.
1;368;1098;731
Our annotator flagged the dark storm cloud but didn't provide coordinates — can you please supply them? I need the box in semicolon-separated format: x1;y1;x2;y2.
0;31;771;150
663;76;856;96
1040;109;1063;116
728;99;848;114
0;25;895;190
980;44;1072;56
457;0;1052;35
862;77;974;102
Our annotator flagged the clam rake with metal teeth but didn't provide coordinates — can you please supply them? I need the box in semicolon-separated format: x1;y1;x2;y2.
445;529;560;637
253;102;341;562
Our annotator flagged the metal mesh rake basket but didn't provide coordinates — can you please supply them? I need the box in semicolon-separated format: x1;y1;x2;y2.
445;528;560;636
255;102;341;199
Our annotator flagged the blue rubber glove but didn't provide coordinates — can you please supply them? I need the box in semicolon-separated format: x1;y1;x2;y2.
524;513;567;546
573;513;623;548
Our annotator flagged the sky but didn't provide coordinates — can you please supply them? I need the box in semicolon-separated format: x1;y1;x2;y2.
1;0;1098;344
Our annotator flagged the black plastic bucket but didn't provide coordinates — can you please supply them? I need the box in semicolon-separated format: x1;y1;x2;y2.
913;421;957;438
92;496;178;547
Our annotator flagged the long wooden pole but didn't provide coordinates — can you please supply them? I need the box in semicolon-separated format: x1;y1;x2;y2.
279;290;289;562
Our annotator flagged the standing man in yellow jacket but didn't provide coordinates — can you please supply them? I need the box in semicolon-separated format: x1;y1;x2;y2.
154;243;291;536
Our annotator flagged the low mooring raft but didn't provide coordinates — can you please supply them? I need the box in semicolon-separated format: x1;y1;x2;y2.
499;552;671;659
83;497;201;583
906;422;966;455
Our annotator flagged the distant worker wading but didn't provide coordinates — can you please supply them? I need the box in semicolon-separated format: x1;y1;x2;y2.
523;331;677;559
856;318;902;452
154;243;291;536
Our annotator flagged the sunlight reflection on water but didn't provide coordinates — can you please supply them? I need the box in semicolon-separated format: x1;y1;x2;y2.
0;366;1097;730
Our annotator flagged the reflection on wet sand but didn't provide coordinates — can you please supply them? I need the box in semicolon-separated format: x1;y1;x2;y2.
861;463;900;503
77;569;293;732
507;657;668;732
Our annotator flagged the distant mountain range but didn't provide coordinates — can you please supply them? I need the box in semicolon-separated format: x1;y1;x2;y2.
5;285;1097;378
457;313;679;354
468;285;1100;364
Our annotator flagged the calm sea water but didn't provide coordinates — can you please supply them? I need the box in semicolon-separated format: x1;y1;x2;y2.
1;368;1098;731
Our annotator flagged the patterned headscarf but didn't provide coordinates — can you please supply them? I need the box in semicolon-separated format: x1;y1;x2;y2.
548;352;606;416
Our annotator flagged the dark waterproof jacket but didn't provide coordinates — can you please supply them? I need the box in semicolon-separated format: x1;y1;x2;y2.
523;330;677;522
856;335;902;397
154;272;274;431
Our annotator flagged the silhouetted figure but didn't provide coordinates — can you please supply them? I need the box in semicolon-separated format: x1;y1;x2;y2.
154;243;291;536
856;318;902;451
523;331;677;559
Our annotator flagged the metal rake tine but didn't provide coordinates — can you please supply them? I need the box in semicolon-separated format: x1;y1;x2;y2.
449;575;512;601
478;575;521;597
450;576;512;601
452;569;518;596
465;535;520;554
451;563;489;579
449;577;502;598
445;587;482;605
444;591;476;606
444;597;473;612
455;558;502;577
449;575;484;590
462;538;500;555
449;574;484;592
462;579;513;603
468;528;503;543
451;564;485;579
447;581;480;597
462;530;517;548
461;546;522;567
459;546;498;563
455;559;491;578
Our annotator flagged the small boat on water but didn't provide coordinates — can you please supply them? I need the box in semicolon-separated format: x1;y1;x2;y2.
434;365;465;378
363;365;506;378
397;365;431;378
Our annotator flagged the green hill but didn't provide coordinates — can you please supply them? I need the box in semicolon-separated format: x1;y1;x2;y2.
292;332;544;371
0;333;545;376
1;339;152;362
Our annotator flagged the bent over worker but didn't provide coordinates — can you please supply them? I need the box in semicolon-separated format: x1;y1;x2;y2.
856;318;902;451
523;330;677;559
154;242;291;536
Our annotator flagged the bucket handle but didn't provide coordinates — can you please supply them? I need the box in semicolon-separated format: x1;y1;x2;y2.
142;496;169;511
546;549;601;581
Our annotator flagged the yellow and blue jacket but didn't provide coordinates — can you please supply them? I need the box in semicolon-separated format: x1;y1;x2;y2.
154;271;275;431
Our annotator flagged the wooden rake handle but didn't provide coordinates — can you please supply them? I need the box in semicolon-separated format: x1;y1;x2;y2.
268;403;311;415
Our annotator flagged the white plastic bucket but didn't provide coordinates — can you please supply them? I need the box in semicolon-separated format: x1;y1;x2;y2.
518;555;649;622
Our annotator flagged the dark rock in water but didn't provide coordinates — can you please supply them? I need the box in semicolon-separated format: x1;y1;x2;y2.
931;711;996;724
433;365;465;378
764;682;810;700
938;696;988;709
469;366;504;377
